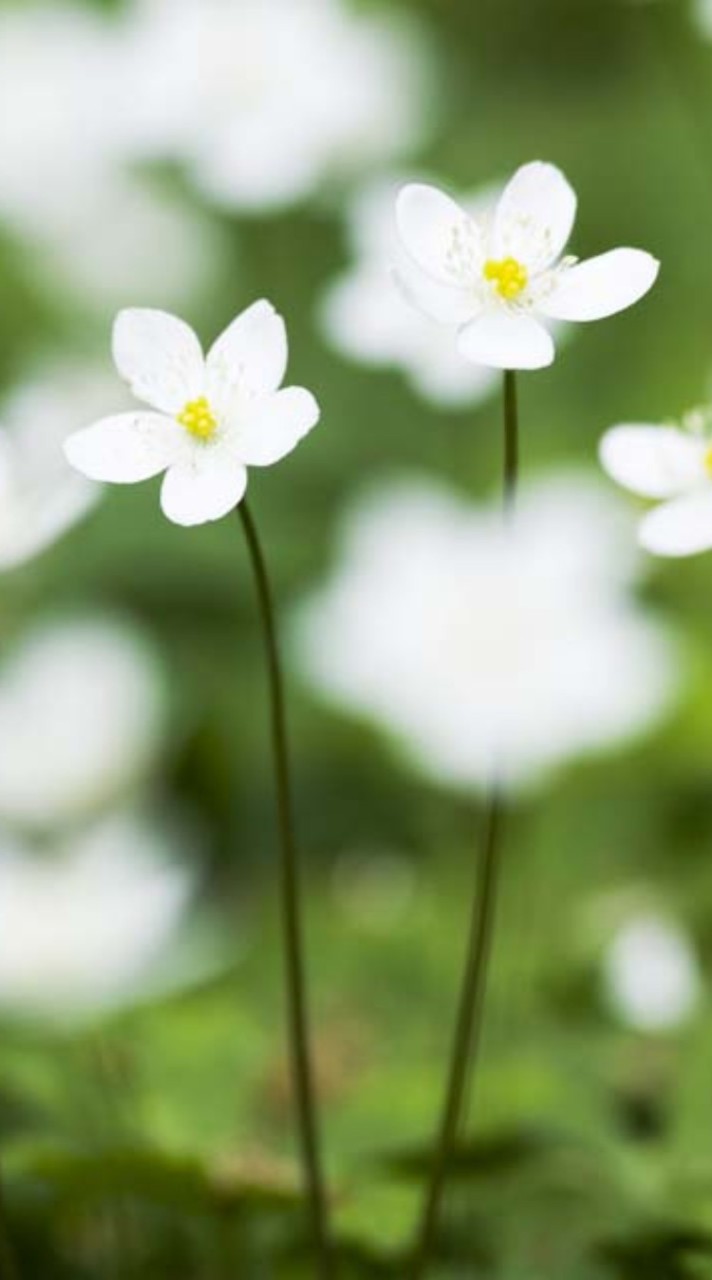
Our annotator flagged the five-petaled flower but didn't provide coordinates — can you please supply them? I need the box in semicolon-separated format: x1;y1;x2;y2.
394;161;660;370
600;412;712;556
64;302;320;526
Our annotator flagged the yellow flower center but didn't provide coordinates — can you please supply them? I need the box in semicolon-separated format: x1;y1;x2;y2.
483;256;529;301
177;396;218;441
704;445;712;476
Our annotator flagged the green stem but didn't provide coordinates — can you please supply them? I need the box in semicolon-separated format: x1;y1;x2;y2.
411;369;518;1278
236;500;334;1279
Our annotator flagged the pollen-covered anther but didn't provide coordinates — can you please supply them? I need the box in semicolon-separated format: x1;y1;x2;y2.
177;395;218;441
483;256;529;301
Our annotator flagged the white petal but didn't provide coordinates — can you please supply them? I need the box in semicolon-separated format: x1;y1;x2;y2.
160;449;248;526
639;492;712;557
492;161;577;271
239;388;319;467
600;425;706;499
64;413;186;483
538;249;660;321
206;300;287;414
113;309;205;413
396;183;482;284
457;311;555;370
392;257;477;326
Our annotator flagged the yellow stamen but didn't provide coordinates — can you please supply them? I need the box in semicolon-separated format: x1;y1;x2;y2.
177;395;218;441
704;445;712;476
483;256;529;301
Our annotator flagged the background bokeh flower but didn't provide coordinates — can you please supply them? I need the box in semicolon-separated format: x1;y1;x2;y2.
295;473;680;790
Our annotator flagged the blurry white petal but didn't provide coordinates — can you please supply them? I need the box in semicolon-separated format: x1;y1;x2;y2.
604;914;700;1031
539;249;659;321
457;311;554;370
239;387;319;466
113;309;205;412
160;450;247;525
396;183;480;283
65;412;186;483
393;257;477;325
0;617;166;830
0;813;193;1020
492;161;577;271
639;492;712;556
206;299;288;415
600;425;706;498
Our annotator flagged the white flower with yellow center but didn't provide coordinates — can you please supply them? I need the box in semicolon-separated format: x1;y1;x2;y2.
394;161;660;370
64;302;320;526
600;410;712;556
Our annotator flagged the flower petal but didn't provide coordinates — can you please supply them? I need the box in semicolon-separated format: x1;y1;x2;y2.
392;256;477;326
639;492;712;557
538;249;660;321
160;450;248;526
64;413;186;483
239;387;319;467
600;425;706;499
112;310;205;413
457;311;555;370
396;183;483;285
206;300;287;415
492;161;577;271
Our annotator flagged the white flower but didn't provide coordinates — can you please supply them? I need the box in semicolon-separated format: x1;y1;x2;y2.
295;473;678;791
64;302;320;527
599;413;712;556
0;365;121;572
0;617;167;831
0;812;193;1021
119;0;432;212
319;175;499;408
603;913;700;1032
394;162;660;370
693;0;712;39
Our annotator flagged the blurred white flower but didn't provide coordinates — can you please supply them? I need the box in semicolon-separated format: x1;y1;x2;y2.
65;303;320;526
0;616;167;830
295;474;678;791
693;0;712;38
603;913;700;1031
119;0;433;211
0;811;193;1020
600;412;712;556
319;176;499;408
395;162;659;370
0;2;125;234
34;176;228;317
0;364;122;571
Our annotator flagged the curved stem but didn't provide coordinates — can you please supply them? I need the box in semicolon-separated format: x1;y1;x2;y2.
236;500;333;1278
411;370;518;1278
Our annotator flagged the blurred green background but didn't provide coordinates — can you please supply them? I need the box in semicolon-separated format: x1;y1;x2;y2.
3;0;712;1276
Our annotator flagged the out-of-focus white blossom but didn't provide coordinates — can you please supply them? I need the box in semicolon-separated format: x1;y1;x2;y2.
34;177;228;316
0;365;121;571
693;0;712;39
0;811;193;1020
119;0;433;211
295;474;679;791
320;176;499;408
0;616;167;830
603;913;700;1031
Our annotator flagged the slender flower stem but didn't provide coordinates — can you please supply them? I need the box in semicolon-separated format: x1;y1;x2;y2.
411;370;518;1279
236;499;333;1279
